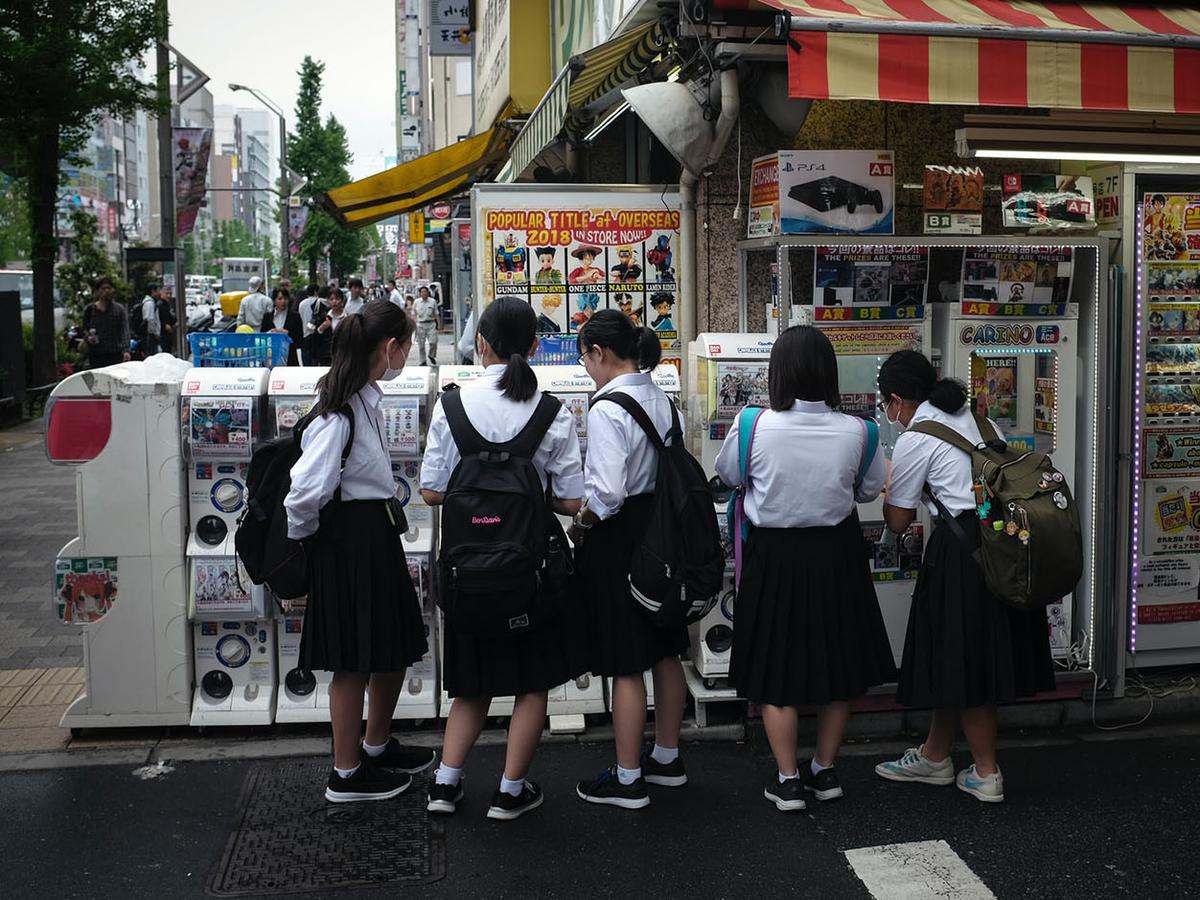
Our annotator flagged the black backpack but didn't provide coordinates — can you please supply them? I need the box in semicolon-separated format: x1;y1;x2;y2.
129;298;147;340
235;406;355;600
436;390;571;638
591;393;724;627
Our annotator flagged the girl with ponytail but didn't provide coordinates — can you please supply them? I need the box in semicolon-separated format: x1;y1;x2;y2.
284;301;435;802
569;310;691;811
420;297;585;821
874;350;1054;804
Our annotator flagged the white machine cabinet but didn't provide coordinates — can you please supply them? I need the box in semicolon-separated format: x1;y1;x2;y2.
46;359;194;729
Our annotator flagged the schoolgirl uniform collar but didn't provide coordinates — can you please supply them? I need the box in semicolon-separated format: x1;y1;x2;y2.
359;381;384;408
593;370;652;398
482;363;508;377
789;399;831;414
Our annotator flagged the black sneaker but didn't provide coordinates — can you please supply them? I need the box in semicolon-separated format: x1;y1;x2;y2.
763;775;807;812
363;737;436;774
640;749;688;787
576;766;650;809
487;780;544;821
427;779;465;815
325;762;412;803
802;763;844;802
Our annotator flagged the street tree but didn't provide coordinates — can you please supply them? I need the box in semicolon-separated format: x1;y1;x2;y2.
0;0;164;384
0;178;31;267
56;208;127;323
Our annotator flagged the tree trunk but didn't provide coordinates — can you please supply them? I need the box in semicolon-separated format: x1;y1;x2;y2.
308;253;317;284
28;128;59;387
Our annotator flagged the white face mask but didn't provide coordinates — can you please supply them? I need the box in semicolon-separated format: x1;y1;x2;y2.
884;397;905;430
383;344;406;380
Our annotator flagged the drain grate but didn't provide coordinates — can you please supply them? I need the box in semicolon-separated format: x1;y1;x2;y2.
208;759;444;895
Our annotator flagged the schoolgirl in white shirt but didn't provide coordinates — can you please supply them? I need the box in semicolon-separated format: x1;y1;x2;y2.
569;310;690;810
420;297;585;821
715;325;895;812
874;350;1054;804
284;301;435;803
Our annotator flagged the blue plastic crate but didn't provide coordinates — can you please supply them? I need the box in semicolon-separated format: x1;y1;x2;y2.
530;334;577;366
188;333;292;368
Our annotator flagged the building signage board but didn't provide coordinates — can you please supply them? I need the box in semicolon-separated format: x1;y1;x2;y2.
474;0;552;128
430;0;472;56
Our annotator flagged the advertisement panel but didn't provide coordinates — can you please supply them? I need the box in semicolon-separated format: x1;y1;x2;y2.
473;185;682;370
173;127;213;239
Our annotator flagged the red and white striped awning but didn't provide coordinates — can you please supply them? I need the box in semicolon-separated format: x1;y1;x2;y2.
762;1;1200;113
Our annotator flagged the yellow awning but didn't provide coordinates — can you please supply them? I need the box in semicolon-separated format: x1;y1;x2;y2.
321;127;513;229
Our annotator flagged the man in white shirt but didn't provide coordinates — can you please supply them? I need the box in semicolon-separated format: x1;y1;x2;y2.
297;284;320;364
345;278;367;315
140;282;162;355
413;285;440;366
236;276;272;329
387;279;404;308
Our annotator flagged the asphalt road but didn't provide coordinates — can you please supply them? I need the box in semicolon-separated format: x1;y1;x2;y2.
3;730;1197;900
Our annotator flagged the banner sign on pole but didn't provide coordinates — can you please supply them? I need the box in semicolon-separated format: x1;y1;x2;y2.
173;127;213;239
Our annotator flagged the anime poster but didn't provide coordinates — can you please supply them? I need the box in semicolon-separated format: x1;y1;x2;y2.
476;189;682;369
188;399;253;459
971;355;1018;426
1146;343;1200;374
54;557;118;624
1142;193;1200;261
380;397;419;455
274;399;315;436
814;247;928;307
1147;262;1200;297
1034;376;1056;435
1144;428;1200;479
1147;303;1200;338
1143;482;1200;555
961;247;1072;310
715;363;769;421
193;557;253;615
1146;383;1200;417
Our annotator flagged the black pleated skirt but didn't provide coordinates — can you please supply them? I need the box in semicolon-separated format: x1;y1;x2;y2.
898;512;1056;709
730;516;897;707
575;495;690;678
299;499;427;673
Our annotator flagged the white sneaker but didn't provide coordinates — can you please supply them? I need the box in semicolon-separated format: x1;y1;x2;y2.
956;765;1004;803
874;746;955;786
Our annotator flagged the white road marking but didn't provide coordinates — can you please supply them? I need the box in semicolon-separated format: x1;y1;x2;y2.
844;840;997;900
132;761;175;780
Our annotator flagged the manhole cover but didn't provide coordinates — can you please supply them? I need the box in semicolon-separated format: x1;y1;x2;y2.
208;759;444;895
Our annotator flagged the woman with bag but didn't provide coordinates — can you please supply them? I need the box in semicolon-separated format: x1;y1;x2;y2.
715;326;894;812
284;301;435;803
420;297;584;821
873;350;1055;804
570;310;691;810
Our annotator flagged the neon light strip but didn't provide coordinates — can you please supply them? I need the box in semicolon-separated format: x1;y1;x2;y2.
1131;208;1144;653
1088;245;1100;667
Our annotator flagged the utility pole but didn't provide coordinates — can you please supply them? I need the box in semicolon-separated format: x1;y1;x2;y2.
155;1;184;353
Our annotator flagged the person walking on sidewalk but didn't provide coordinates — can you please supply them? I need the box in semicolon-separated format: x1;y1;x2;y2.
571;310;691;810
345;278;367;316
80;277;130;368
420;297;584;821
236;276;272;330
140;282;162;356
414;285;440;365
261;287;304;367
713;326;896;813
284;302;435;803
873;350;1055;804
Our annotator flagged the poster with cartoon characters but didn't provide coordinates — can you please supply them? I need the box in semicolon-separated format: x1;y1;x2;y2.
474;187;682;371
188;399;253;460
1142;192;1200;261
960;247;1073;311
814;247;928;307
54;557;117;624
971;355;1018;426
192;557;254;615
715;363;769;421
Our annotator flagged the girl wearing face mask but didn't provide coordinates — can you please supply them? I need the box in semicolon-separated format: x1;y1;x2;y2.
284;302;435;803
874;350;1054;805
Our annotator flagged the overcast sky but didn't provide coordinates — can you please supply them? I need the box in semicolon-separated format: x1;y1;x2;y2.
169;0;395;182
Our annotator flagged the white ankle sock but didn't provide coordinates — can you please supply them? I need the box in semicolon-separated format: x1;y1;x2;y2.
650;744;679;765
362;738;389;757
499;776;525;797
334;763;360;779
435;763;462;786
617;765;642;785
811;758;831;775
778;770;800;783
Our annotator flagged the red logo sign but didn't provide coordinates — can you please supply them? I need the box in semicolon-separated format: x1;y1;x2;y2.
868;162;893;177
430;203;451;219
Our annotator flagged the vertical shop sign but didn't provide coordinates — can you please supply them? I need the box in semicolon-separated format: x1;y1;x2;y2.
429;0;471;56
173;127;213;238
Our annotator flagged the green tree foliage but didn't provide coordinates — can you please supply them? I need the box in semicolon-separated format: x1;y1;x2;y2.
0;177;31;266
288;56;368;281
56;209;126;324
0;0;165;384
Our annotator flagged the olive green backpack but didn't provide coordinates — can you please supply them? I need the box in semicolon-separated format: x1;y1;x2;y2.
910;414;1083;611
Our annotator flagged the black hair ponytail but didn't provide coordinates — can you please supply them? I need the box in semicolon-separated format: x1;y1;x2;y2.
478;297;538;401
315;302;414;415
578;308;661;371
877;349;967;414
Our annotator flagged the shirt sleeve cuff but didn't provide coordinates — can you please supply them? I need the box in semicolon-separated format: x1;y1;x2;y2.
420;464;451;493
553;472;585;501
587;494;620;521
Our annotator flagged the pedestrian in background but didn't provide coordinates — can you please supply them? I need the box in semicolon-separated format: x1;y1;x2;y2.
284;301;434;803
420;297;584;821
345;278;367;315
414;285;439;365
716;325;895;812
298;283;320;356
305;286;344;366
236;275;272;330
874;350;1055;804
140;282;162;356
388;279;404;308
571;310;690;810
156;288;177;355
80;276;130;368
262;287;304;366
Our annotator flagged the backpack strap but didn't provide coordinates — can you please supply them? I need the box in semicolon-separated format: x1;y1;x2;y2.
592;392;668;451
504;394;563;459
440;388;490;456
908;420;980;454
442;388;560;460
733;407;765;587
855;417;879;490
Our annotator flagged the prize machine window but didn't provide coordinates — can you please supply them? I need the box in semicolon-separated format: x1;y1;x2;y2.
967;348;1061;456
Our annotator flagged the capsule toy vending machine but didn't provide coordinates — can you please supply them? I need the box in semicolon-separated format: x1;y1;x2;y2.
686;334;775;685
181;368;275;725
378;367;440;719
934;240;1103;661
265;366;330;722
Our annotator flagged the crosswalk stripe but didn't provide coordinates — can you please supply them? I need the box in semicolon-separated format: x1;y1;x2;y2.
844;840;998;900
